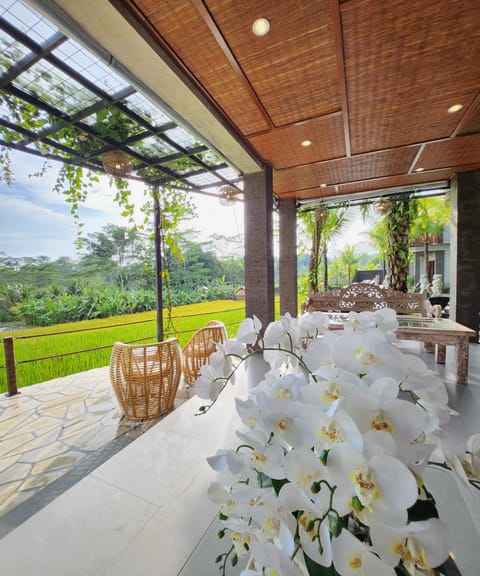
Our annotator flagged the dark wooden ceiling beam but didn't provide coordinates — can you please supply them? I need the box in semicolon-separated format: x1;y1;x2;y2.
190;0;273;129
332;0;351;158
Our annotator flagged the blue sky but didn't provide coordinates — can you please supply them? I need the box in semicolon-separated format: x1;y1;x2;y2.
0;150;244;260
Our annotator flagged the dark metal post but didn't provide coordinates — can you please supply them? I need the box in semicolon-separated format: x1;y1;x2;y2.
3;336;19;396
153;186;164;341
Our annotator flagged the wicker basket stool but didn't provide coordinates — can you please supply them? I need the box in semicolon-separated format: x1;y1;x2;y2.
109;338;182;420
182;320;228;387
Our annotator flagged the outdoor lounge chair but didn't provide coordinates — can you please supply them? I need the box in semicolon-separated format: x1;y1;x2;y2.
182;320;228;387
109;338;182;420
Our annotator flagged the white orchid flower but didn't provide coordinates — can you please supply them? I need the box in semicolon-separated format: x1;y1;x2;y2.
193;363;227;400
370;518;450;573
263;312;302;349
279;482;333;567
235;429;286;480
206;448;250;476
327;443;418;525
237;315;262;345
395;442;437;477
256;395;314;450
283;448;328;497
331;528;396;576
343;380;426;444
400;353;442;391
301;401;363;453
235;397;262;429
297;310;330;337
302;336;335;373
464;433;480;478
262;371;308;401
242;541;304;576
236;490;297;557
332;329;405;381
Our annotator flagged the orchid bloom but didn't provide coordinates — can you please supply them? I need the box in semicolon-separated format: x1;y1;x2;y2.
327;443;418;525
331;528;396;576
237;315;262;345
241;541;305;576
279;482;333;567
344;377;426;444
464;433;480;479
370;518;451;574
332;329;406;381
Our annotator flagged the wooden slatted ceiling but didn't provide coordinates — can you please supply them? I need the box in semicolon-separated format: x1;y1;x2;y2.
287;169;456;201
136;0;271;135
418;133;480;171
203;0;340;127
119;0;480;202
342;0;480;154
248;113;346;169
274;147;419;194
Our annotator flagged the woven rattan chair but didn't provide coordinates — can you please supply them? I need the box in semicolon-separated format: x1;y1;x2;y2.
109;338;182;420
182;320;228;387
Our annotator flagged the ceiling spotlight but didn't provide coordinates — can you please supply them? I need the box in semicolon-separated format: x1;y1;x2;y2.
448;103;463;114
252;18;270;36
301;140;312;147
320;183;327;187
415;167;425;172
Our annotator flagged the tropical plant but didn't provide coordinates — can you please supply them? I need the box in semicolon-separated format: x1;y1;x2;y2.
299;207;349;293
379;198;415;292
409;197;450;284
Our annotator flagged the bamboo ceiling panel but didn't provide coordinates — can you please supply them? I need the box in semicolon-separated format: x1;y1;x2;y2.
274;147;419;194
418;133;480;171
458;97;480;136
203;0;340;127
113;0;480;202
341;0;480;154
248;113;346;169
132;0;270;135
285;169;453;201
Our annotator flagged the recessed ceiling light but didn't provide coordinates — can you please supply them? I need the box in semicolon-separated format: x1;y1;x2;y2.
320;183;327;187
301;140;312;147
415;167;425;172
448;103;463;114
252;18;270;36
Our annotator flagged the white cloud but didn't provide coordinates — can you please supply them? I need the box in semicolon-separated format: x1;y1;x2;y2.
0;150;245;259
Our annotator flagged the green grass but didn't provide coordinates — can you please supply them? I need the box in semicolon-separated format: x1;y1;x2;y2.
0;300;246;393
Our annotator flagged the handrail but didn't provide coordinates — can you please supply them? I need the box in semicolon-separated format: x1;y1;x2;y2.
1;308;245;396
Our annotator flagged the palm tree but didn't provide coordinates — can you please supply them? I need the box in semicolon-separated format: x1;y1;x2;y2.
340;244;361;285
409;197;450;284
300;206;349;292
382;197;415;292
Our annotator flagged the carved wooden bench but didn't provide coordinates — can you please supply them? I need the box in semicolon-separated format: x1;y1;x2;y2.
302;283;428;316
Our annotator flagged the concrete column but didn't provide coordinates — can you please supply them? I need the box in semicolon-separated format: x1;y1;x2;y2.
279;198;298;316
450;171;480;337
244;166;275;328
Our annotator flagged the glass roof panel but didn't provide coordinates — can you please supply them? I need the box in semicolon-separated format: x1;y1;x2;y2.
164;127;199;150
186;172;223;187
52;38;131;95
0;0;241;191
129;136;177;158
13;60;100;114
194;149;224;167
215;166;242;181
124;93;172;127
0;0;56;44
0;28;31;73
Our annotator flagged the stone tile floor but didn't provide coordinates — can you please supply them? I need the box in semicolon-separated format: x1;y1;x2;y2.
0;366;189;527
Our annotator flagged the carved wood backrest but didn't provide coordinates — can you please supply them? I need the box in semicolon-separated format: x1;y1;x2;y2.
302;283;426;316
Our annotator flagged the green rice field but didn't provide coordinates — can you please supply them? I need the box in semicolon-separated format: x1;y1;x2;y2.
0;300;246;393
